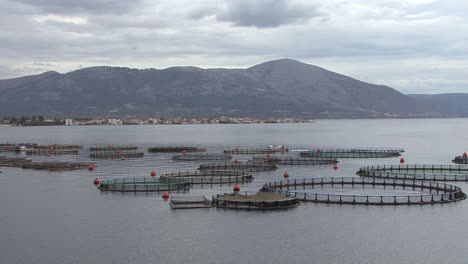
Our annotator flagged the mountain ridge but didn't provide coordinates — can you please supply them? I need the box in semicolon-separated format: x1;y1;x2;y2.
0;59;464;118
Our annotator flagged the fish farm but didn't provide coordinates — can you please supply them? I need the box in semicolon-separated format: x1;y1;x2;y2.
32;144;82;150
262;177;466;205
148;146;206;153
90;151;144;159
212;192;300;210
0;156;87;171
160;170;253;184
224;146;288;154
299;147;403;159
199;161;278;172
97;178;190;192
172;153;232;161
25;149;79;155
89;145;138;151
253;156;338;166
357;165;468;181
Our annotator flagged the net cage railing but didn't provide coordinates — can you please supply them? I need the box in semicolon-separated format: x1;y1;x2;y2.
148;146;206;153
199;162;278;172
89;145;138;151
300;147;405;153
90;151;144;158
160;170;253;184
172;153;232;161
300;151;401;158
212;192;299;209
98;177;190;192
357;165;468;181
261;177;466;205
251;156;338;166
224;147;289;154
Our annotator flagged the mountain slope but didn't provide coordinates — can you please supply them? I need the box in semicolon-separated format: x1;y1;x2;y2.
0;59;447;118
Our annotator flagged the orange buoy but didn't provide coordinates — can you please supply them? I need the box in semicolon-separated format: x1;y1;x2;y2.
333;164;339;171
121;157;126;160
93;177;100;186
283;171;289;178
150;170;156;177
88;164;95;172
400;157;405;164
463;152;468;158
162;191;170;199
233;184;240;192
182;150;187;155
234;159;239;165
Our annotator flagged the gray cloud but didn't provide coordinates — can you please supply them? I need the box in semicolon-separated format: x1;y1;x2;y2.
0;0;467;94
215;0;320;28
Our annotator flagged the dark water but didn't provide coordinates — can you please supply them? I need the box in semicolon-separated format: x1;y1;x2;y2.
1;119;468;264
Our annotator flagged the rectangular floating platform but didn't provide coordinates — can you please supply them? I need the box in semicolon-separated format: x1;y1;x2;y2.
252;156;338;166
90;151;144;159
224;146;288;155
90;145;138;151
169;196;212;209
199;162;278;172
172;153;232;161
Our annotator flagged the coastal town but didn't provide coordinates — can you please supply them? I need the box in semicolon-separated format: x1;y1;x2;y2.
0;116;313;126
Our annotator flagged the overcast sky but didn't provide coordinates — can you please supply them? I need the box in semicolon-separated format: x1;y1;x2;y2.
1;0;467;94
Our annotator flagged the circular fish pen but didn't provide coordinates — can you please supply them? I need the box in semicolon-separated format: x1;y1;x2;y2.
148;146;206;153
452;156;468;164
172;153;232;161
90;145;138;151
224;146;288;155
299;147;403;159
357;165;468;181
212;192;300;210
98;178;190;192
160;170;253;185
252;156;338;166
262;177;466;205
33;144;82;150
199;162;278;172
90;151;144;159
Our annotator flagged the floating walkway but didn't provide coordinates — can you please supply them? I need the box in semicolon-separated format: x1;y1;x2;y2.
300;147;403;159
172;153;232;161
199;161;278;172
262;177;466;205
89;145;138;151
212;192;299;210
97;178;190;192
160;170;253;185
224;146;288;155
148;146;206;153
90;151;144;159
252;156;338;166
170;196;212;209
357;165;468;181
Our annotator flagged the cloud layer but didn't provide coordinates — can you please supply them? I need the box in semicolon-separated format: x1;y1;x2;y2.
0;0;467;94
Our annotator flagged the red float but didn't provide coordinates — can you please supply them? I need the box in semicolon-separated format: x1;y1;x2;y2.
88;164;95;172
233;184;240;192
182;150;187;155
151;170;156;177
283;171;289;178
333;164;339;171
234;159;239;165
121;157;126;160
162;191;170;199
463;152;468;158
400;157;405;164
93;177;100;186
316;148;321;153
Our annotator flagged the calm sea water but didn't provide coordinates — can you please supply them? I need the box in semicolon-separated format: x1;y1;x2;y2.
1;119;468;264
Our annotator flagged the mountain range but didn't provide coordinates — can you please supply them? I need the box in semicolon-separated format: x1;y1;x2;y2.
0;59;466;118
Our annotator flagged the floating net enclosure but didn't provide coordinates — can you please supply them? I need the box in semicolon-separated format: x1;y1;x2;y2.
262;177;466;205
89;145;138;151
148;146;206;153
33;144;82;150
160;170;253;185
212;192;300;210
0;156;86;171
199;161;278;172
98;177;190;192
357;165;468;181
90;151;144;159
172;153;232;161
300;147;404;159
252;156;338;166
25;149;79;155
224;146;288;155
